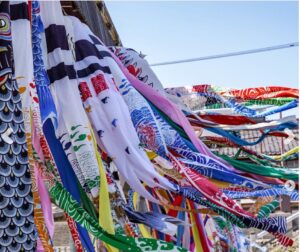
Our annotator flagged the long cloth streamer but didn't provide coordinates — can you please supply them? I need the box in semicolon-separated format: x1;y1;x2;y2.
106;42;292;234
0;2;36;250
68;16;176;202
49;182;187;252
31;2;87;250
111;60;288;236
203;97;295;108
179;90;298;118
219;154;298;181
165;84;298;118
190;115;297;131
223;188;298;201
11;1;53;249
220;86;299;99
110;51;251;174
40;1;100;198
178;186;293;246
244;98;295;106
79;28;286;248
32;7;188;251
113;47;284;185
112;44;296;245
12;5;294;248
111;48;288;187
158;109;285;185
110;46;189;113
202;136;297;165
31;146;187;252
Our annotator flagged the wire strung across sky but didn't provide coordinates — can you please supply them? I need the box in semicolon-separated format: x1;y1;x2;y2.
150;42;299;67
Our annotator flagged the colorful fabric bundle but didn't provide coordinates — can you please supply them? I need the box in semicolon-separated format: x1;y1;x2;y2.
112;45;294;246
165;84;298;118
68;15;176;202
109;48;263;212
109;48;293;238
30;6;186;251
1;1;298;251
32;2;92;250
31;3;185;251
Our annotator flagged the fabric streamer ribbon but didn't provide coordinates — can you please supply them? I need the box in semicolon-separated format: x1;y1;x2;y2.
220;86;299;99
219;154;298;181
0;2;37;250
32;2;88;250
11;1;53;249
68;16;177;202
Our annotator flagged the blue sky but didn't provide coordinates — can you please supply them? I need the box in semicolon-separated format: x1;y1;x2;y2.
106;1;298;89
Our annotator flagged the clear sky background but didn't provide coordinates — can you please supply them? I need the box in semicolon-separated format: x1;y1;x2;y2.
106;1;298;89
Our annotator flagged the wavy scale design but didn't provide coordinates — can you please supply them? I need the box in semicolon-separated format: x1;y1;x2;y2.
12;164;27;177
0;2;36;249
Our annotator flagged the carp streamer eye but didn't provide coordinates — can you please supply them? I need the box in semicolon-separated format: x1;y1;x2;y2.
0;13;10;34
0;19;6;28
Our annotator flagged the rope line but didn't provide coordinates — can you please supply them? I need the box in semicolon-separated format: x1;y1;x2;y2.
150;42;299;67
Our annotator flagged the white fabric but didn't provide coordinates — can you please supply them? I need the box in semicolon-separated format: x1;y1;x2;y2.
68;16;176;202
40;1;100;196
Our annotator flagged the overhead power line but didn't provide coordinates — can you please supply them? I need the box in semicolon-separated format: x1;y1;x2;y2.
150;42;299;67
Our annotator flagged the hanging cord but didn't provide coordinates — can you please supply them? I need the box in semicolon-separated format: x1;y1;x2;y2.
150;42;299;66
